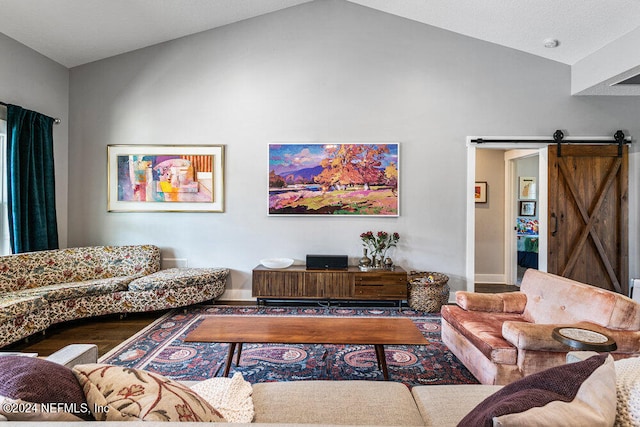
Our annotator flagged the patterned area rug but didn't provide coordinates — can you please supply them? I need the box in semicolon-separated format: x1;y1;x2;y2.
100;305;479;387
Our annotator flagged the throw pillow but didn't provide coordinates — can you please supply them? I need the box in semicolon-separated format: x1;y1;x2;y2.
614;356;640;426
0;355;93;421
190;372;254;423
459;353;616;427
72;363;225;422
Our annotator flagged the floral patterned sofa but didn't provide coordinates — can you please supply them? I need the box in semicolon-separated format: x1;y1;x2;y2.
0;245;229;348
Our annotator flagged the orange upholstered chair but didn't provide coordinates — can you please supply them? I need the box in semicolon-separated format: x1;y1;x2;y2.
441;269;640;385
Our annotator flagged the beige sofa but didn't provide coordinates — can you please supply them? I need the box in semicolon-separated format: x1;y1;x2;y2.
3;344;627;426
441;269;640;385
0;245;229;348
0;344;501;426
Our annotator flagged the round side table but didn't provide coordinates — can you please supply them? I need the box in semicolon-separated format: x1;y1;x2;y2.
552;327;617;352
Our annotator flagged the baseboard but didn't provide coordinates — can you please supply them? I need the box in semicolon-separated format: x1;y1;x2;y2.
219;288;254;302
474;274;506;284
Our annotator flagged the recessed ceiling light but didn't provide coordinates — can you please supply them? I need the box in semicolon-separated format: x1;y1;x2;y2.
544;38;559;48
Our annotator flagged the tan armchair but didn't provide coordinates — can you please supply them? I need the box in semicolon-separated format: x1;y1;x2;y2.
441;269;640;385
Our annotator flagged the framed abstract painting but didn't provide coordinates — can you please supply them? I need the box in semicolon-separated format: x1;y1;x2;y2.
107;145;225;212
268;143;399;216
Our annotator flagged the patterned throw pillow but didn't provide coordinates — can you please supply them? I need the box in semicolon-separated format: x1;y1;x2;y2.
0;356;93;421
72;363;225;422
459;354;616;427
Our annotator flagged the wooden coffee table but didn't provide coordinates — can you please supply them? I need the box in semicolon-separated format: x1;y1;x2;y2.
185;316;428;380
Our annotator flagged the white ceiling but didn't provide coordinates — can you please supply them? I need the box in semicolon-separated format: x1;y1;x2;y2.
0;0;314;68
350;0;640;66
0;0;639;92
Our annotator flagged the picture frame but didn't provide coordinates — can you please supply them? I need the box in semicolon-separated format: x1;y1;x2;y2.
519;201;537;216
107;145;225;212
268;143;399;216
519;176;537;200
474;182;487;203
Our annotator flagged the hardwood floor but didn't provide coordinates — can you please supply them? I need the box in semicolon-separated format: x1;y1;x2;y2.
3;310;168;357
475;283;519;293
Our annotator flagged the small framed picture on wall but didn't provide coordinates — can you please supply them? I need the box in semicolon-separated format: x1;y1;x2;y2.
519;177;537;200
475;182;487;203
519;201;536;216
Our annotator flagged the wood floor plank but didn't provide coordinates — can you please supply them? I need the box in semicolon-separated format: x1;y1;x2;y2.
3;311;167;357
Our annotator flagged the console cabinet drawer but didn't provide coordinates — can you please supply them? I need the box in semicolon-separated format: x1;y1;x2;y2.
354;272;407;286
354;283;407;298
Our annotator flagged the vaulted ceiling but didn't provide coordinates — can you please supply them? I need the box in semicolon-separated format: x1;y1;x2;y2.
1;0;639;94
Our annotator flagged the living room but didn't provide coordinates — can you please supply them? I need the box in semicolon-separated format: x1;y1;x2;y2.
1;0;640;424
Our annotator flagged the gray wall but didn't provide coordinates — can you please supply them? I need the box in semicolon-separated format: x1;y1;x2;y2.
0;33;69;249
68;0;640;299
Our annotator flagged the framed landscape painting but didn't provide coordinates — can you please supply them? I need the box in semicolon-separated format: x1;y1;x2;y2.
268;143;399;216
107;145;225;212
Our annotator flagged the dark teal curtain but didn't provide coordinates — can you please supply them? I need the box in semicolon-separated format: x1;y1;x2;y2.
6;104;59;253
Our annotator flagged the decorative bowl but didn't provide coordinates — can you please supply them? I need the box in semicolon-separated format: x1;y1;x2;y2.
260;258;294;269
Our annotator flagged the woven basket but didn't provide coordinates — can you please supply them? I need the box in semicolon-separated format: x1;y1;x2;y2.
408;271;450;312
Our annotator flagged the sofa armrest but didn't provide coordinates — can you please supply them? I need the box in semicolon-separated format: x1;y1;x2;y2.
456;291;527;313
501;321;569;351
504;321;640;354
45;344;98;367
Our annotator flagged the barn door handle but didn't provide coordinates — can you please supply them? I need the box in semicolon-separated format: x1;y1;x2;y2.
551;212;558;236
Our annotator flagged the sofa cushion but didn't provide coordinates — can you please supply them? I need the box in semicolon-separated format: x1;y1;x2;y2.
128;267;229;291
0;294;47;321
0;356;93;421
13;276;134;302
412;384;502;426
72;363;225;422
252;380;424;426
456;291;527;313
441;305;520;365
459;354;616;426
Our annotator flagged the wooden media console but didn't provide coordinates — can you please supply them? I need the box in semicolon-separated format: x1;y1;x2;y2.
252;265;408;307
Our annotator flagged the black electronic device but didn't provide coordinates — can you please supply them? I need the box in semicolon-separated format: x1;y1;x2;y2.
306;254;348;270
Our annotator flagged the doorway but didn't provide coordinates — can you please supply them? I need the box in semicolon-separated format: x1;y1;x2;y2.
466;140;548;292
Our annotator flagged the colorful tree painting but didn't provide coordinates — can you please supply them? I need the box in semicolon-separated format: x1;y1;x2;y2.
268;143;399;216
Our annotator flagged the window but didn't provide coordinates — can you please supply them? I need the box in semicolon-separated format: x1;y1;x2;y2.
0;117;9;255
